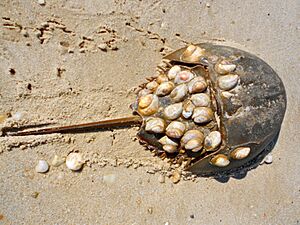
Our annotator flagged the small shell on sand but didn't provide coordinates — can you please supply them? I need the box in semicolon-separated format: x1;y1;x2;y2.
12;112;23;121
170;170;181;183
98;43;108;51
37;0;46;5
51;155;66;167
158;174;165;183
264;154;273;164
35;160;49;173
66;153;84;171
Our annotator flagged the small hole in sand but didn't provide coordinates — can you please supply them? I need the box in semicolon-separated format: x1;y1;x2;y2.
9;68;16;75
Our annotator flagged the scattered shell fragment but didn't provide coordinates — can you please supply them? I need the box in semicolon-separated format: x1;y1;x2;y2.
188;76;207;93
210;154;230;167
37;0;46;5
155;81;175;96
204;131;221;151
158;174;165;183
138;94;159;116
215;60;236;75
164;103;183;120
170;84;188;102
192;107;214;123
167;65;181;79
66;153;84;171
51;155;66;167
191;93;211;107
181;45;205;63
145;117;166;133
12;112;23;121
148;207;153;214
174;71;194;84
230;147;251;160
166;121;186;138
35;160;49;173
98;43;107;51
170;170;181;183
218;74;239;91
264;154;273;164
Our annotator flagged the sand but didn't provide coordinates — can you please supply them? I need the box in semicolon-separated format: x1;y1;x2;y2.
0;0;299;224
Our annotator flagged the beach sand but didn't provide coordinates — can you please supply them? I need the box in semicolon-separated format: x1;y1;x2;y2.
0;0;299;224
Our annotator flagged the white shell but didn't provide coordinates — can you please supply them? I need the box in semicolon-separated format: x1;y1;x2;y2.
230;147;251;160
218;74;239;91
188;76;207;93
138;94;159;116
181;130;204;144
37;0;46;5
182;100;195;119
164;103;183;120
215;60;236;75
145;117;166;133
155;81;175;96
167;65;181;79
264;154;273;164
174;71;194;84
185;139;203;152
204;131;221;151
159;136;178;146
191;93;211;107
210;154;230;167
12;112;23;121
170;84;188;102
166;121;186;138
182;45;205;63
192;107;214;123
35;160;49;173
66;153;84;171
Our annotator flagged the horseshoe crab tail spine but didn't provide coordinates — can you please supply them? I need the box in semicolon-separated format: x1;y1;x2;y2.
5;116;143;136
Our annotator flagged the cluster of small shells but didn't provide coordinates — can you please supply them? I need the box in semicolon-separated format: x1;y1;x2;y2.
35;152;84;173
136;45;251;168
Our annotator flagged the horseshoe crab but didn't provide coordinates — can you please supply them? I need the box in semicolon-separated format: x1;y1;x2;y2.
3;43;286;177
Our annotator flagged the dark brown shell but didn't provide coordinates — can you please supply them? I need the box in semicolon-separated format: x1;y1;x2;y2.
133;43;286;177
